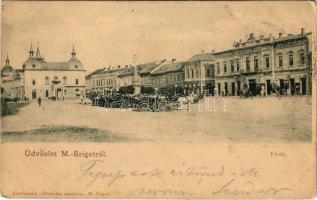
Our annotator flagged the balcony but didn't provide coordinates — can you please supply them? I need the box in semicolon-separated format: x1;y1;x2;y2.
240;68;261;74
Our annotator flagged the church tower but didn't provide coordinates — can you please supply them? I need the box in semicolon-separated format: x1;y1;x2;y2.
35;43;43;61
67;44;83;70
71;44;76;59
5;53;10;65
29;43;34;58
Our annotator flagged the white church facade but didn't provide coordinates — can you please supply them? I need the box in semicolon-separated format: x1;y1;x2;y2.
1;44;86;100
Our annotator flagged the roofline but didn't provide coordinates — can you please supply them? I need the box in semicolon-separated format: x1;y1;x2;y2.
214;33;311;55
24;69;86;72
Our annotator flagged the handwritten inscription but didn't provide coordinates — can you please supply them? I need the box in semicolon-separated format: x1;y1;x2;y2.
77;160;292;197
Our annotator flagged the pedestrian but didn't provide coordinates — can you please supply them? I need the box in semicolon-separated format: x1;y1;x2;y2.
37;96;42;107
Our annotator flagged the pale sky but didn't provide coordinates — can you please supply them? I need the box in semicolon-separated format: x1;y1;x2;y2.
1;1;315;73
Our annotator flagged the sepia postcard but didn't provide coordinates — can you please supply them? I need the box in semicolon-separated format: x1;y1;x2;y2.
0;1;316;199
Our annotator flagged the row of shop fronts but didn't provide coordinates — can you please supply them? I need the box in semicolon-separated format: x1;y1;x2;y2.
84;29;312;97
183;71;310;97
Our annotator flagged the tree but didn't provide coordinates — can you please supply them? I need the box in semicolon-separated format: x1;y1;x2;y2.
141;86;155;94
119;85;135;94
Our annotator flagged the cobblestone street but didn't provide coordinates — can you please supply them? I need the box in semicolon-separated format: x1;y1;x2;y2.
1;96;312;143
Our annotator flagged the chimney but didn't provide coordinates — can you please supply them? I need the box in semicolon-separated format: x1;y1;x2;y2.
118;65;120;69
212;50;215;53
301;28;305;35
161;59;166;63
201;50;205;53
107;67;110;70
278;32;283;38
171;58;176;63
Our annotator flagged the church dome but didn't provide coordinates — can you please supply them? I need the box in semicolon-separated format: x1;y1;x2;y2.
1;64;14;76
67;58;83;70
22;57;43;70
1;54;14;76
67;45;83;70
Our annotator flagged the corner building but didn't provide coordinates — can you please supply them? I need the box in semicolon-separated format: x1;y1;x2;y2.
213;29;312;96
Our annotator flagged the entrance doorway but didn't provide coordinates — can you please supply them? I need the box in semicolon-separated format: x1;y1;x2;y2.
237;81;241;95
224;82;228;96
266;80;271;95
205;83;214;96
290;79;295;95
218;83;221;96
301;78;306;95
56;88;62;98
248;79;257;96
231;82;235;96
279;79;285;95
32;89;36;99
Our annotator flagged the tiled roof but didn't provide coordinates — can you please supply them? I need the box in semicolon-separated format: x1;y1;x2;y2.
40;62;69;71
151;61;184;75
215;32;312;55
188;53;215;62
118;66;136;77
139;62;163;74
86;67;125;79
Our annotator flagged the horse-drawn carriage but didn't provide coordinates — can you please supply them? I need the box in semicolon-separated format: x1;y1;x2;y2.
88;92;187;112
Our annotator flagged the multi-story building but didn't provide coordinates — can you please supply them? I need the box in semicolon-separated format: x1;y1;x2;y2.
21;44;86;99
86;66;126;95
150;60;185;94
1;55;24;99
139;61;165;87
213;29;312;96
84;28;313;98
183;53;216;95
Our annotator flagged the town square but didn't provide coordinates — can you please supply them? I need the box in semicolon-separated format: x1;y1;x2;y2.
1;2;314;143
1;2;316;199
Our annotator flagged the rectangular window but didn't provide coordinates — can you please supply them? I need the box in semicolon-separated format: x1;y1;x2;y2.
254;57;259;71
231;62;234;72
265;57;270;68
76;79;79;85
278;55;283;67
236;61;240;71
206;68;211;77
191;70;194;78
246;58;250;70
217;63;220;74
300;52;305;64
32;80;36;85
289;54;293;66
186;69;189;79
224;63;227;73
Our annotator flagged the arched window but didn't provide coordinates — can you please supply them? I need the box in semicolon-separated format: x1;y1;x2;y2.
223;62;227;73
299;50;305;64
246;57;250;70
63;76;67;85
288;51;294;66
254;56;259;71
45;76;49;85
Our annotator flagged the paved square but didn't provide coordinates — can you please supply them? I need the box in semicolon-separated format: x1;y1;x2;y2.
1;96;312;143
